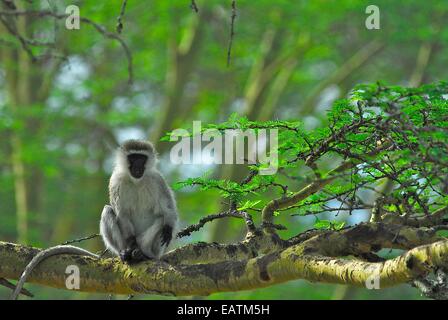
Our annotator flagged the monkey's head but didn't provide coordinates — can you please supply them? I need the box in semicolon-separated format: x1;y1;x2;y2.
118;140;156;179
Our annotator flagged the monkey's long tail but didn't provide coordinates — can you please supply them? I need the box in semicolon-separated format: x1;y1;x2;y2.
10;245;99;300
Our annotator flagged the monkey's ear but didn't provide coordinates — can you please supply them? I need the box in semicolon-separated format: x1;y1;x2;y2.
147;141;157;154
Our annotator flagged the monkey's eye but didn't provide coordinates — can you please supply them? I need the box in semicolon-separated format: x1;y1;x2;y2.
127;154;148;165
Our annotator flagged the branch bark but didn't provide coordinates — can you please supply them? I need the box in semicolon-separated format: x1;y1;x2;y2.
1;223;446;297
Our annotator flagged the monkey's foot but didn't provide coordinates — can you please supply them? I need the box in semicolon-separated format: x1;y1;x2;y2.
119;248;153;264
128;248;152;264
119;249;133;262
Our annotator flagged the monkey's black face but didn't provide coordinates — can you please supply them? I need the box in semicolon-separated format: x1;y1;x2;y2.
128;154;148;179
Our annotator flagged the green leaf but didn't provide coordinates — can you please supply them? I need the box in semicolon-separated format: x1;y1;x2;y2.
237;200;261;211
314;218;345;230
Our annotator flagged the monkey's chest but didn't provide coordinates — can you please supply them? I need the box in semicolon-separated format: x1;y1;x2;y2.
119;183;161;220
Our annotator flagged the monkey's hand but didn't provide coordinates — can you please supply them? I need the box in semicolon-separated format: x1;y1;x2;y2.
160;225;173;247
119;236;139;262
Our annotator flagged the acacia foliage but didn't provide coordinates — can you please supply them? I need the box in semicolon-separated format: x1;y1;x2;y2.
173;82;448;229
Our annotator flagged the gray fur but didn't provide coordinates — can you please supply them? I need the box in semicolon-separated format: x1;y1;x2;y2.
121;139;155;153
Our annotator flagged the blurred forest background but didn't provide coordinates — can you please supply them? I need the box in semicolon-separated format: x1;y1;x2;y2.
0;0;447;299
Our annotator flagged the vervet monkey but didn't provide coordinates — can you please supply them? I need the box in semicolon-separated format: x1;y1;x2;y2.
10;139;177;300
100;139;178;262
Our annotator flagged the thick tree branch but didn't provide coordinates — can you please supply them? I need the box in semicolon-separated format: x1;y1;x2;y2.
1;223;446;297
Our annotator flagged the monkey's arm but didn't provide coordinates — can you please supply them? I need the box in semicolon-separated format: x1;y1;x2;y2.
109;184;137;248
10;245;98;300
154;172;178;247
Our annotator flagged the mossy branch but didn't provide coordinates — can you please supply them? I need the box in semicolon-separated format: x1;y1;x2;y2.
1;222;447;297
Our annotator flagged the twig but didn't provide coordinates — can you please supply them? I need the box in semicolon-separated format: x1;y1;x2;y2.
190;0;199;13
0;9;134;84
0;278;33;297
260;222;287;231
177;210;255;238
81;16;134;85
291;206;372;217
61;233;100;245
0;15;36;62
226;0;236;67
116;0;128;34
177;212;231;238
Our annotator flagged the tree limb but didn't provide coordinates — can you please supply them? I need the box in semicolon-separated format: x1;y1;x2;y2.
1;222;446;297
